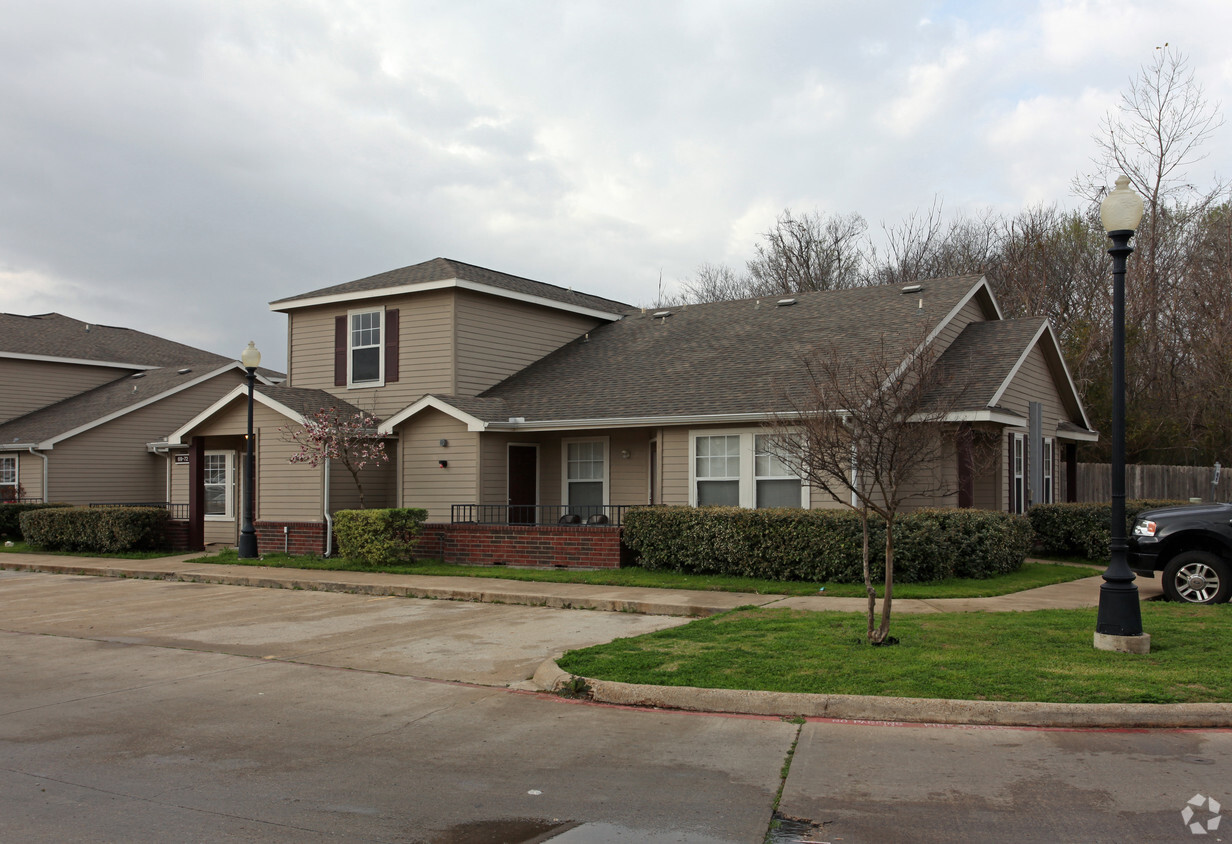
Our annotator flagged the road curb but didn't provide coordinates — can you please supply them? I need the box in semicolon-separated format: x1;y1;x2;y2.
533;658;1232;728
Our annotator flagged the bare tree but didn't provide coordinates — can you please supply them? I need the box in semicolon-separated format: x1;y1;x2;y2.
769;333;965;644
873;198;1001;286
746;209;870;294
679;262;751;303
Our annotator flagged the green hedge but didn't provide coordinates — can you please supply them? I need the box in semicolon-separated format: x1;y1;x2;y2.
19;506;170;552
621;506;1033;583
1027;499;1188;560
333;508;428;566
0;503;70;541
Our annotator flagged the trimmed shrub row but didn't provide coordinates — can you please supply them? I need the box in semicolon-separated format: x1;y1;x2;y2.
333;507;428;566
1027;499;1188;559
19;506;170;552
0;503;69;541
621;506;1033;583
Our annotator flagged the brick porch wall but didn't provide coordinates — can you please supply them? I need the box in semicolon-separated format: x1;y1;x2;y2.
255;521;328;556
417;522;625;569
164;520;192;551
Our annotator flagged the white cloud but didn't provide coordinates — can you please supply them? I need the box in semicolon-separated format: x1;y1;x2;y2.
2;1;1232;364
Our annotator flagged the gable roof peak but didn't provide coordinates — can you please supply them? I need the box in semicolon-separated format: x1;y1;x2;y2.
269;257;634;318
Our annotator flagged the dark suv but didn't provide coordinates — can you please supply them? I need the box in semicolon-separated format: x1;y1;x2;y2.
1128;502;1232;604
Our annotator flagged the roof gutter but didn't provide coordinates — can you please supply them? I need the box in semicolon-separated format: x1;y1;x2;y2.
483;411;806;432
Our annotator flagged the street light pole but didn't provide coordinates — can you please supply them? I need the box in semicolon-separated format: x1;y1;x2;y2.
1095;176;1148;652
237;341;261;559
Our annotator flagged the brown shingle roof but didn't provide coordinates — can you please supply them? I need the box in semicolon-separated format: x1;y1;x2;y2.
925;318;1049;412
0;361;238;446
476;276;989;422
0;312;231;367
270;257;635;315
255;385;366;420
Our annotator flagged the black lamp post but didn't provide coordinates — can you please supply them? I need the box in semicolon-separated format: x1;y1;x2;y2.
237;341;261;559
1095;175;1147;650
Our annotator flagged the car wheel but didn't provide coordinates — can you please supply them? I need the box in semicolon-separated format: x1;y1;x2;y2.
1161;551;1232;604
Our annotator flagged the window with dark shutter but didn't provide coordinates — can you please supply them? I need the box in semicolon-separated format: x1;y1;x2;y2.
385;309;399;383
334;316;347;386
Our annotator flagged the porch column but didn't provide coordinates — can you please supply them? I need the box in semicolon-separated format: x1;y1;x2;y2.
187;436;205;551
956;423;974;508
1065;442;1078;503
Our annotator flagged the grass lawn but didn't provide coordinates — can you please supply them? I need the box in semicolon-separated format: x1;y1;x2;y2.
556;604;1232;704
0;541;180;559
192;548;1094;599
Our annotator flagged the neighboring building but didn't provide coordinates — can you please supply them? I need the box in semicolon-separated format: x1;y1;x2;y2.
170;258;1094;559
0;313;278;515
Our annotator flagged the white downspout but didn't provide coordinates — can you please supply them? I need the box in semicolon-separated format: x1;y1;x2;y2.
28;447;48;502
323;457;332;557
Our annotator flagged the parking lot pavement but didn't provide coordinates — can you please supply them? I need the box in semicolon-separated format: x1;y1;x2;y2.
0;570;687;687
1;630;793;843
0;571;793;842
780;719;1232;843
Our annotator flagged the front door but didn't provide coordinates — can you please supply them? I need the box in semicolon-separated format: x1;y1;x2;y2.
507;445;538;524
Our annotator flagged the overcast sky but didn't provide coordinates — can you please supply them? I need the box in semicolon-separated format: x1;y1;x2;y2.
2;1;1230;372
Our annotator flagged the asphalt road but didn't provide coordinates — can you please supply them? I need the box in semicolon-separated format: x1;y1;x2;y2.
2;570;1229;843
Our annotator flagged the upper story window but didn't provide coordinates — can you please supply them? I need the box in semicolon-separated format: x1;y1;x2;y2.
334;306;399;389
350;308;383;386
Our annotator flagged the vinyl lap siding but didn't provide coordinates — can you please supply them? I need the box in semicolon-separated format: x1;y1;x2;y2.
287;291;456;418
43;375;244;505
453;291;602;396
329;454;397;512
931;297;991;354
189;399;324;522
399;409;478;522
0;359;132;424
996;344;1070;511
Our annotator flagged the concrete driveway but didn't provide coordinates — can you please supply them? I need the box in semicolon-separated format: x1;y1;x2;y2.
0;570;688;687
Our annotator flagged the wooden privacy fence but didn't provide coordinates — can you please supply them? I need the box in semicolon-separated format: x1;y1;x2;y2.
1075;463;1230;503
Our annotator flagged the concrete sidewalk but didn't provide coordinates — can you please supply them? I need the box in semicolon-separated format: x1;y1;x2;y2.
0;551;1162;616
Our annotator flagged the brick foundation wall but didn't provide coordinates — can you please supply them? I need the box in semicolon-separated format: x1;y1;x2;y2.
255;521;328;556
164;520;192;551
417;522;624;569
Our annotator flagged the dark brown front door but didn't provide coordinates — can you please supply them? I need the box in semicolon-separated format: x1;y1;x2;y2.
508;445;538;524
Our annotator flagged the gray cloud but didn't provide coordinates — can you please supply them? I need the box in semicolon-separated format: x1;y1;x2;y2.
1;1;1230;369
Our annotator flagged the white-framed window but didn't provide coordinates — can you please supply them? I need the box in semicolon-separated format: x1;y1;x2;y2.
1011;433;1026;514
755;434;803;508
349;306;384;387
0;455;17;501
690;430;807;509
563;438;608;510
204;451;235;520
695;434;741;505
1042;436;1054;505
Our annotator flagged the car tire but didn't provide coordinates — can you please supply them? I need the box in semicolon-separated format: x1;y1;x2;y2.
1161;551;1232;604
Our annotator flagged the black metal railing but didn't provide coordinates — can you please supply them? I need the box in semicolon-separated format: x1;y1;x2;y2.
451;504;635;526
90;502;190;520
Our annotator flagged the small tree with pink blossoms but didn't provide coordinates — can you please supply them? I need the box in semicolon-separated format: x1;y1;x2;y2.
282;408;388;509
